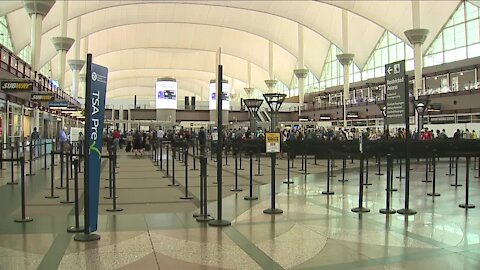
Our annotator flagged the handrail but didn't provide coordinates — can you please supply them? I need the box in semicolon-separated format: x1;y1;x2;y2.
0;43;80;108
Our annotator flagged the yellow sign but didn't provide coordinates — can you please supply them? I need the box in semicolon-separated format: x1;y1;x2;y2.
266;132;281;153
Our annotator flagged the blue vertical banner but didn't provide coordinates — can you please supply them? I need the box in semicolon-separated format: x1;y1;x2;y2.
86;63;108;232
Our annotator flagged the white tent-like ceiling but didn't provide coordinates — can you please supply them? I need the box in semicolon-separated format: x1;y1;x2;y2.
0;0;462;102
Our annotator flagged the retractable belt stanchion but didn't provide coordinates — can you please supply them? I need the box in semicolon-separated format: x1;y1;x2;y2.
231;152;242;192
459;156;475;209
57;144;65;189
192;141;198;171
225;147;228;166
107;153;123;212
284;156;294;184
104;149;115;199
263;151;283;214
396;158;405;179
351;154;370;213
376;155;384;175
45;151;59;198
164;144;169;177
338;159;348;183
60;152;74;204
363;158;371;186
302;156;308;175
446;157;454;176
380;154;396;214
329;158;336;178
180;147;193;200
68;159;84;232
256;154;263;176
69;145;74;179
26;141;34;176
300;155;305;171
7;142;18;185
427;154;440;197
244;153;258;200
476;156;480;179
422;158;431;183
0;142;4;171
452;157;461;187
239;151;243;170
196;156;212;222
168;147;179;186
42;140;48;170
158;142;164;171
322;159;334;195
14;158;33;223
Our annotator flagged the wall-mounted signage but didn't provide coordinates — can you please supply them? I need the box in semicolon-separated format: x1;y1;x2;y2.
48;101;69;108
155;78;177;109
31;93;55;102
1;80;34;92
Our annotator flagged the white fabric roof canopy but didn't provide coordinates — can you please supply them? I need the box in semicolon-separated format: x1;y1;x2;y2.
0;0;462;101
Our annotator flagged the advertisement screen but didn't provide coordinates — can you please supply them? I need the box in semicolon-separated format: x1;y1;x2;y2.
155;80;177;109
209;81;230;110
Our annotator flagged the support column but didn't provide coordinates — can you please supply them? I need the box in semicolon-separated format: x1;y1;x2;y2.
51;0;74;91
23;0;56;72
244;62;255;98
68;60;84;99
265;41;277;93
295;24;307;115
337;54;354;128
405;0;429;130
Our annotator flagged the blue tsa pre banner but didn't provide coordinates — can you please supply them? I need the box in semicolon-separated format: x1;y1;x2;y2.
87;63;108;232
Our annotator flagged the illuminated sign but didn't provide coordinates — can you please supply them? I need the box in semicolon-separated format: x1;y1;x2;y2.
1;80;34;91
155;78;177;109
209;80;230;110
31;93;55;101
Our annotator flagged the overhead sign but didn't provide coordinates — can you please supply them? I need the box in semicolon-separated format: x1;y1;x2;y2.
266;132;281;153
209;80;230;110
385;60;407;125
1;80;34;91
86;61;108;233
48;101;69;108
31;92;55;102
155;79;177;109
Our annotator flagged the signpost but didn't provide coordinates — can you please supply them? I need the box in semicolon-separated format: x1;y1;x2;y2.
48;101;69;108
0;80;34;92
74;54;108;241
385;60;416;216
31;93;55;102
385;61;406;125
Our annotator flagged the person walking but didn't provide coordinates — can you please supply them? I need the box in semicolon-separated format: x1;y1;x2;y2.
31;127;40;158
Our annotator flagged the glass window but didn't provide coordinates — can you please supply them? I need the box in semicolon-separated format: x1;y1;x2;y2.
466;19;480;45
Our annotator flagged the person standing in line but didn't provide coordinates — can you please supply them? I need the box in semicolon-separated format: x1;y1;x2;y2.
31;127;40;158
472;130;477;139
58;127;68;152
198;127;206;155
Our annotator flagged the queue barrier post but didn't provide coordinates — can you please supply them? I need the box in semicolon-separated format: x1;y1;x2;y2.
180;147;193;200
380;154;396;214
7;143;18;185
427;154;440;197
351;155;370;213
107;153;123;212
45;152;59;199
14;159;33;223
67;159;84;232
459;156;475;209
244;153;258;201
322;159;334;195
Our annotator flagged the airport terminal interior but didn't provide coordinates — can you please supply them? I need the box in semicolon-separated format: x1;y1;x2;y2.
1;0;480;269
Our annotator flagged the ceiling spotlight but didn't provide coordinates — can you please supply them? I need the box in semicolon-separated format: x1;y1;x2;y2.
434;76;438;80
460;71;464;76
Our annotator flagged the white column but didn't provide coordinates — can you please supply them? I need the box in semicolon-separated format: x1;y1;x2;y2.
23;0;56;72
245;62;254;98
68;17;83;99
265;41;278;93
337;10;354;128
405;0;429;131
298;24;305;110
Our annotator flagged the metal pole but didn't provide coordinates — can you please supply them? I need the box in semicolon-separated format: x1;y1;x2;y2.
427;154;440;196
7;142;18;185
459;156;475;209
14;159;33;223
68;159;84;232
168;147;178;186
244;153;258;200
322;159;334;195
231;153;242;191
107;154;123;212
380;154;396;214
351;155;370;213
45;152;59;199
180;147;193;199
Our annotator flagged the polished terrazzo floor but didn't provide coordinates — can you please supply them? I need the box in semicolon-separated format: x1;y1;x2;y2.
0;148;479;269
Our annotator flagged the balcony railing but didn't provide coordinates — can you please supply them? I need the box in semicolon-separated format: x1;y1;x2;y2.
0;43;80;108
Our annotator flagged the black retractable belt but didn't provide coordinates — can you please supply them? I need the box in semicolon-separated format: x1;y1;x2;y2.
14;159;33;223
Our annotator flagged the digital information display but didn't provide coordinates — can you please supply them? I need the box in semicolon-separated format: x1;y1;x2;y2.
155;79;177;109
209;81;230;110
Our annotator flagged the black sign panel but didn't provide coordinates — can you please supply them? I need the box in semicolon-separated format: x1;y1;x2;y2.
385;60;407;125
1;80;34;92
31;92;55;101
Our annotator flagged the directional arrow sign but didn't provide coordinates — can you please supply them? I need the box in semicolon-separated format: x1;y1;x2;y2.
387;66;393;75
385;60;407;125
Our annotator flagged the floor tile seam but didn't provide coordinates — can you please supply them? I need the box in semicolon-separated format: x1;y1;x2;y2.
222;226;285;270
144;215;162;270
